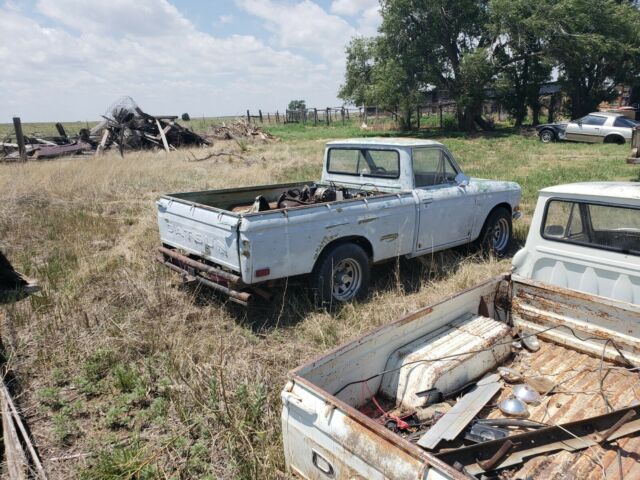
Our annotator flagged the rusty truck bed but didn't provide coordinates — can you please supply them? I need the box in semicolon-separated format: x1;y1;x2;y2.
492;340;639;479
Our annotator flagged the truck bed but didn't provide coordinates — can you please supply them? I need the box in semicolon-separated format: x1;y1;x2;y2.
286;275;640;479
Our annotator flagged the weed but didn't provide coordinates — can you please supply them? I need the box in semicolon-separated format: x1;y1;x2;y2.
80;441;156;480
83;349;118;383
40;387;64;411
52;408;79;446
113;364;141;393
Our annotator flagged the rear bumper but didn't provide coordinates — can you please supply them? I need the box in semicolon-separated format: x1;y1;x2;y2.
156;246;252;306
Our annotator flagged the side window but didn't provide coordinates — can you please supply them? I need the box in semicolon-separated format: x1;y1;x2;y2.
614;116;638;128
544;200;584;239
580;115;606;126
413;149;457;187
543;200;640;255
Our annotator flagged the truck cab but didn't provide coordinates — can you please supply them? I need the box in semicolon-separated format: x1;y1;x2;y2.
513;182;640;303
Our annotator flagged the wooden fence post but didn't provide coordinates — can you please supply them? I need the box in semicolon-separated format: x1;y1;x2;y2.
314;108;318;126
258;110;263;123
341;107;345;125
12;117;26;162
416;106;421;130
276;111;280;123
326;108;330;125
439;105;443;129
246;110;251;124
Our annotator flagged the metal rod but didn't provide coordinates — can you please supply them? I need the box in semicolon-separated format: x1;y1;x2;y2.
599;410;636;443
155;255;249;304
158;247;241;284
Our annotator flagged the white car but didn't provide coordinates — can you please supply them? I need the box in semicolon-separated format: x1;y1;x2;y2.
537;112;639;144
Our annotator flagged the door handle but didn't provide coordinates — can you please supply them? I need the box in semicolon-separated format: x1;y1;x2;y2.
422;198;433;205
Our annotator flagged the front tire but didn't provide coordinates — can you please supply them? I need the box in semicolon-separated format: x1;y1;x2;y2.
538;129;555;143
310;243;370;308
477;208;512;257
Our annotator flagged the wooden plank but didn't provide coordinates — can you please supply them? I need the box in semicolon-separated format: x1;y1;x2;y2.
417;374;501;450
155;119;170;152
2;389;28;480
12;118;26;162
96;130;109;156
1;383;47;479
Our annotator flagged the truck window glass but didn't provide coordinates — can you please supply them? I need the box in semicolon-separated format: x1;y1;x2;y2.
327;148;399;179
543;200;640;255
413;148;457;187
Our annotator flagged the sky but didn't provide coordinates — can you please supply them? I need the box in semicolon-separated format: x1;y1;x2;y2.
0;0;382;122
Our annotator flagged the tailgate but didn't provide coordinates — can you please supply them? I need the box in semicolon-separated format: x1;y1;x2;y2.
157;197;241;271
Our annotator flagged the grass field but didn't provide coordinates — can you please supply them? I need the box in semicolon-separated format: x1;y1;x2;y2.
0;122;638;478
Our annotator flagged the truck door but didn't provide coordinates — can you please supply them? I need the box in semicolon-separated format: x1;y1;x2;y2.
565;115;607;142
413;148;473;251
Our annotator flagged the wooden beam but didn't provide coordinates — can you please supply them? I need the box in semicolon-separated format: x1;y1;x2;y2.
12;118;26;162
155;119;170;152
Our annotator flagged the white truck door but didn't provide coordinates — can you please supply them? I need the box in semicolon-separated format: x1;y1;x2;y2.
413;148;472;251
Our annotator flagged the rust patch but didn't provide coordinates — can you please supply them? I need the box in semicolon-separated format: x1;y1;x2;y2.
313;234;339;260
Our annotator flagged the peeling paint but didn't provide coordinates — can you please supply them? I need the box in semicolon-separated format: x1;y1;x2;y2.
314;234;339;260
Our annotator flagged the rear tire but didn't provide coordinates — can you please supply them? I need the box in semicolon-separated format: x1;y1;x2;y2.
310;243;370;308
538;129;555;143
604;135;625;145
477;208;512;257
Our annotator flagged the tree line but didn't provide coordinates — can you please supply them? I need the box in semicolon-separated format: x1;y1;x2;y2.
339;0;640;131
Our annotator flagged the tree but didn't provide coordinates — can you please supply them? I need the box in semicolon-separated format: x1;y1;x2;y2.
339;38;376;108
490;0;551;126
544;0;640;118
341;0;496;131
287;100;306;111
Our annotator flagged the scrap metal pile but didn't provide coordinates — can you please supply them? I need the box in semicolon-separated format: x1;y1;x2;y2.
1;97;209;161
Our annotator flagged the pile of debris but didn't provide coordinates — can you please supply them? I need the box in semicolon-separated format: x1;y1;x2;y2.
1;123;92;161
1;97;210;161
206;121;277;142
92;97;209;155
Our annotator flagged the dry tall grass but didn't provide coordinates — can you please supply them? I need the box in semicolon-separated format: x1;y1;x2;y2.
3;133;633;478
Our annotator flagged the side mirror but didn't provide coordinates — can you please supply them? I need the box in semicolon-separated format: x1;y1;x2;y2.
455;173;470;187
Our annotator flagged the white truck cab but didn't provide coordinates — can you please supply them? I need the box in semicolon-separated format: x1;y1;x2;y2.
512;182;640;304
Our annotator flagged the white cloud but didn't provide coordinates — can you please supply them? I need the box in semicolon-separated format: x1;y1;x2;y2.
235;0;357;62
36;0;192;37
217;14;234;24
0;1;348;121
330;0;379;17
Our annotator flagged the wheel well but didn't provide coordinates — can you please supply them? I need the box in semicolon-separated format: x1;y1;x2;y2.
478;203;512;237
604;134;625;145
315;236;373;265
539;128;555;137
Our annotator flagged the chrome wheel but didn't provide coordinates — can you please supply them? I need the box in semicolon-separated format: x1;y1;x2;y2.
492;218;510;252
539;130;553;143
331;258;362;301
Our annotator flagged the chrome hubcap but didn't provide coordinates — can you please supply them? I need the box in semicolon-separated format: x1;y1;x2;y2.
331;259;362;301
492;218;510;252
541;131;552;142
